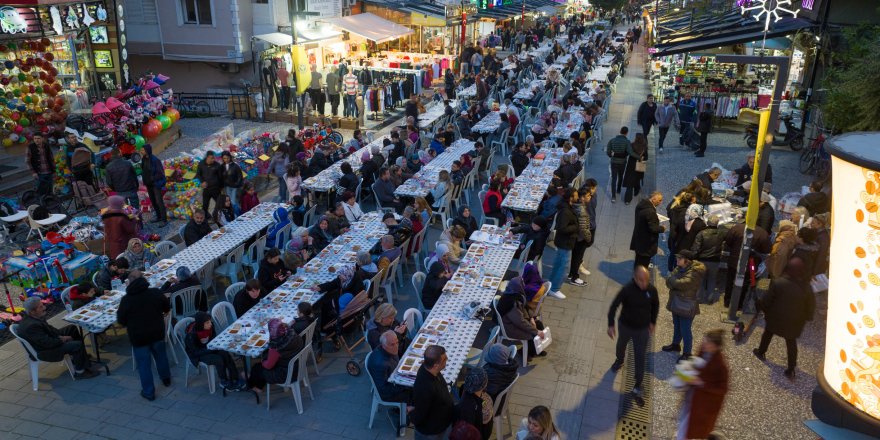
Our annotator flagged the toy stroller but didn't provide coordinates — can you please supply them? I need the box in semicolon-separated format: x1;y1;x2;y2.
320;290;382;376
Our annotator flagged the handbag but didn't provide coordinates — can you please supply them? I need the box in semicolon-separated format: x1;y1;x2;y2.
533;326;552;355
635;158;647;173
670;294;697;317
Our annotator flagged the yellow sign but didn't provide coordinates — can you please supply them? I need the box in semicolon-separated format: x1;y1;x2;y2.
743;108;770;229
292;45;310;95
183;171;196;180
164;169;174;177
258;154;270;161
411;13;445;27
245;159;256;164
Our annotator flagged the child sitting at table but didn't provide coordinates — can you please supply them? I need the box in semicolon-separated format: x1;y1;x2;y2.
184;312;244;391
68;281;99;309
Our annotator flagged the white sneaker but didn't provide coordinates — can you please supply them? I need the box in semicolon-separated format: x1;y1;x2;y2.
566;277;586;286
548;290;567;299
579;265;591;276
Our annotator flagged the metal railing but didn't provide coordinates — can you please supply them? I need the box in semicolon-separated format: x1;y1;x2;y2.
173;91;256;119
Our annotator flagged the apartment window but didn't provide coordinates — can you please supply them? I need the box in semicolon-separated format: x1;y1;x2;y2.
180;0;213;25
253;0;269;4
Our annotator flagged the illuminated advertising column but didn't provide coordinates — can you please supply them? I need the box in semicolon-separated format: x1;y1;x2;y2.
814;132;880;437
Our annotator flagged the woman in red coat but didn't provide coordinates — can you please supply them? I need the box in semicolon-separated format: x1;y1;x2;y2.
679;328;729;439
102;195;139;259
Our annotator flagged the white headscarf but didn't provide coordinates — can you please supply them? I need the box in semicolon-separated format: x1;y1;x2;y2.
684;204;704;232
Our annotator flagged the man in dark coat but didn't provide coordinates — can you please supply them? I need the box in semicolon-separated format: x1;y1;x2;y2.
753;257;815;380
367;330;413;405
105;150;139;206
722;222;771;309
734;153;773;187
608;265;658;397
797;181;830;216
220;151;244;210
117;271;172;400
410;345;454;438
140;144;167;224
17;297;98;378
630;191;666;269
195;151;223;214
183;209;212;246
636;94;657;136
26;133;56;196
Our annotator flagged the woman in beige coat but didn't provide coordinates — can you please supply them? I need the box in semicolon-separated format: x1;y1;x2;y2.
767;220;797;279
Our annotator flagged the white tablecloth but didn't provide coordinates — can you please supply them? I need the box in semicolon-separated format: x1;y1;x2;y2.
458;85;476;99
586;66;612;83
418;102;453;129
389;224;520;386
550;111;587;140
63;289;126;334
207;212;389;357
502;148;563;212
394;139;474;198
513;80;547;100
302;135;391;193
470;111;502;134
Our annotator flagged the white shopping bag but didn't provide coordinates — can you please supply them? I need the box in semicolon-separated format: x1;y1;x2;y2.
533;327;553;355
810;274;829;293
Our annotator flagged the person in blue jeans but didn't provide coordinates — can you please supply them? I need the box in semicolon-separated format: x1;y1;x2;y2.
117;271;173;401
547;188;580;299
661;250;706;362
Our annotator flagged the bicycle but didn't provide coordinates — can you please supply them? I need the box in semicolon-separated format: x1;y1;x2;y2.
799;129;831;178
172;95;212;118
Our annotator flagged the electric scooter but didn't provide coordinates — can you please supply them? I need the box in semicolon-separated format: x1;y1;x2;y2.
744;114;804;151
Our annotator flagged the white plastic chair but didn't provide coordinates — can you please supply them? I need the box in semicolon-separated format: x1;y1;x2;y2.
411;272;429;315
178;225;187;243
490;128;510;156
478;191;500;227
195;261;216;298
10;324;76;391
402;308;423;341
492;295;530;367
60;286;74;312
210;301;237;333
465;325;500;368
153;241;178;260
298;319;320;376
214;243;246;284
26;205;66;240
173;317;218;394
380;257;401;306
365;351;407;435
171;286;202;321
512;240;533;273
225;282;245;304
492;373;521;439
265;347;313;413
242;235;267;277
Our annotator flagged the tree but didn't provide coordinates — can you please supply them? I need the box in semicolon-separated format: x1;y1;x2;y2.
821;24;880;132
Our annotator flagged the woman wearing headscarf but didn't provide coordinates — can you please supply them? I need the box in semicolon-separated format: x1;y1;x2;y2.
265;206;291;249
623;133;648;204
456;367;494;439
452;206;479;239
102;195;138;259
307;148;329;177
422;252;452;310
247;318;305;398
521;262;548;315
359;150;379;188
766;220;798;279
309;216;334;252
407;153;422;175
284;227;313;270
497;277;546;359
418;149;433;166
185;312;243;390
118;238;157;271
675;204;706;259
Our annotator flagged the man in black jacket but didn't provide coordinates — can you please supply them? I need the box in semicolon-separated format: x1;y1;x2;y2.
26;133;56;196
105;149;139;206
117;271;172;401
195;151;223;215
797;181;830;216
220;151;244;210
141;144;167;224
411;345;454;438
183;209;212;246
691;214;724;303
734;153;773;187
607;265;658;397
636;94;657;136
547;188;579;298
17;297;98;379
630;191;666;269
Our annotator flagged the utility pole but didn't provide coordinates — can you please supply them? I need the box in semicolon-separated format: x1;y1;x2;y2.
714;54;791;323
288;0;319;129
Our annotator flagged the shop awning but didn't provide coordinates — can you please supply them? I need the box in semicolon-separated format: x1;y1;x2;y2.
654;18;813;56
253;26;343;47
320;13;413;44
253;33;294;47
535;5;561;15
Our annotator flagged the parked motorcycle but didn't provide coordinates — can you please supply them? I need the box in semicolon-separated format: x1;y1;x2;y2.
744;114;804;151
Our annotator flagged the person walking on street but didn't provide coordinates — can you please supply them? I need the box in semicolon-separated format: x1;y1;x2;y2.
196;151;223;215
630;191;666;269
26;133;56;196
677;329;729;440
606;126;633;203
636;94;657;137
654;96;680;153
105;149;139;207
268;143;290;203
140;144;167;225
547;188;579;299
411;345;455;439
661;250;706;361
608;266;659;397
753;257;815;380
695;103;713;157
116;270;173;401
623;133;648;205
220;151;244;211
677;93;697;148
578;178;599;277
326;68;341;116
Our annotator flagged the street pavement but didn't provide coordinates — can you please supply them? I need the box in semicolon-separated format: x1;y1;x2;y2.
0;26;823;440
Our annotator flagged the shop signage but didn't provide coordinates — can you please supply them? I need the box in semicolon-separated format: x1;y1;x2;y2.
307;0;342;19
446;5;477;18
0;6;37;34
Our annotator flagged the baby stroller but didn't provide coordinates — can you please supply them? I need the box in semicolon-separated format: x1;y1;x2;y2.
320;290;382;376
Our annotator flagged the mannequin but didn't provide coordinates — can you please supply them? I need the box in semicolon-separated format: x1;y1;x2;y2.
308;64;323;115
343;69;359;119
262;59;277;108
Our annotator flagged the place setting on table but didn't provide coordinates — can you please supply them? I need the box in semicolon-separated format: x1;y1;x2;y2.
394;139;474;198
390;224;521;387
503;147;563;213
470;111;502;134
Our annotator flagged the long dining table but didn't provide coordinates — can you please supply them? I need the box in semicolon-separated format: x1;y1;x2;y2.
502;147;563;213
394;139;475;199
389;224;520;386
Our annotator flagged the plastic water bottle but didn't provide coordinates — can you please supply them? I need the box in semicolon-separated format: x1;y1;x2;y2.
145;260;151;272
111;278;122;291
